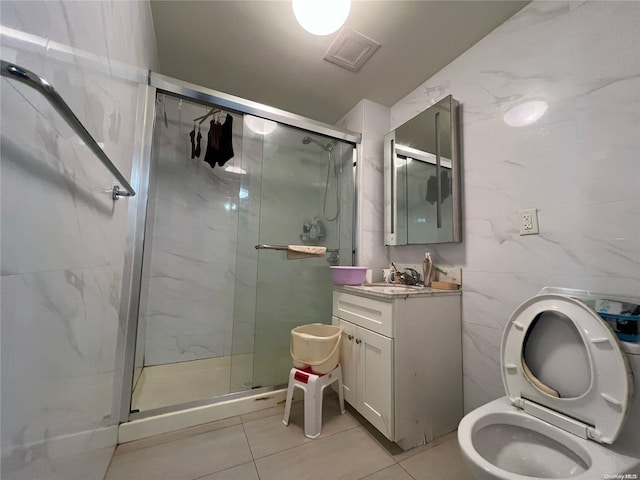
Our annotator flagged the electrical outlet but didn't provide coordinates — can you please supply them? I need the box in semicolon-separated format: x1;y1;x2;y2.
519;208;539;235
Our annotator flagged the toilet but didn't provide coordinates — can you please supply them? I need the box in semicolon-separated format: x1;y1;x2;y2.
458;288;640;479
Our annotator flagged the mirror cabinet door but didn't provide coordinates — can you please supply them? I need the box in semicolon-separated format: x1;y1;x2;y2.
384;95;461;246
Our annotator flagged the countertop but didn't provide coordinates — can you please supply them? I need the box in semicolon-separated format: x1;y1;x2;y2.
335;283;462;300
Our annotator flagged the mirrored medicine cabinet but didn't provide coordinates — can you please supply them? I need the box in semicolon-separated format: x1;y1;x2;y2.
384;95;462;245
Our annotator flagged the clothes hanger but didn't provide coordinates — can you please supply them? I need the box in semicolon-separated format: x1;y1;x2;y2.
193;107;222;125
157;95;169;127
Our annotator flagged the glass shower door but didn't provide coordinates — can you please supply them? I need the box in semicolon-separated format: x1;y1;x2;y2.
233;123;355;389
128;90;358;414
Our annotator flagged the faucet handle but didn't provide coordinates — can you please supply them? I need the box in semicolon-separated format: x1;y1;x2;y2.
403;268;420;285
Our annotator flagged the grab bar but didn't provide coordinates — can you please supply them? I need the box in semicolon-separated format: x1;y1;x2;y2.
255;244;338;253
1;60;136;200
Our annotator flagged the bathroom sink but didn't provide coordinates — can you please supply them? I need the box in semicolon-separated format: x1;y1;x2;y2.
336;283;459;298
369;283;424;290
355;283;426;295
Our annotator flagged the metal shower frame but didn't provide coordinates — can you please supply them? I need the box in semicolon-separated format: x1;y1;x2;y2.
114;72;361;423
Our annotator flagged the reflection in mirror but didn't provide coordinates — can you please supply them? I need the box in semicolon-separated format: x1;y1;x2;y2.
384;95;461;245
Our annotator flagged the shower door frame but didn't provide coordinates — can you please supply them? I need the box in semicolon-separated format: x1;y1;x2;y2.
116;73;361;423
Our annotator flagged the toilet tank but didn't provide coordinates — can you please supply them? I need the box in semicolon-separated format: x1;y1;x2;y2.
615;341;640;457
623;341;640;407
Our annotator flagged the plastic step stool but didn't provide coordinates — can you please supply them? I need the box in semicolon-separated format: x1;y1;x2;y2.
282;364;345;439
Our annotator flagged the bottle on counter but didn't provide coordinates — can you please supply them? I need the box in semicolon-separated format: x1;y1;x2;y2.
423;252;434;287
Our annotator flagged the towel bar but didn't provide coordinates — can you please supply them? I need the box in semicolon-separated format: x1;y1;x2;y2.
255;244;338;253
1;60;136;200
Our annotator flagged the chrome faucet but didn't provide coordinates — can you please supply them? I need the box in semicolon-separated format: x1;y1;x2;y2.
326;250;340;265
401;268;421;286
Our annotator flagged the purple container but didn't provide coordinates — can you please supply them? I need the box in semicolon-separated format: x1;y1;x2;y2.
330;266;368;285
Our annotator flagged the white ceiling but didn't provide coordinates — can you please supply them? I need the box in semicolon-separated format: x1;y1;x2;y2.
151;1;529;124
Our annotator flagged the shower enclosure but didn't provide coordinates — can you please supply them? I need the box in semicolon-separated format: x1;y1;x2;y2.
120;75;359;418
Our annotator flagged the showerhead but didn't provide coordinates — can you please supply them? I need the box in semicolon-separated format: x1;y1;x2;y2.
302;136;336;152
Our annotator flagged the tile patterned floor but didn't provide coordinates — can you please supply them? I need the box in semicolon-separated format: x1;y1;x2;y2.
106;393;473;480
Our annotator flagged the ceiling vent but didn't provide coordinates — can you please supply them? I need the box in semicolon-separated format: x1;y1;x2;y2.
323;29;380;73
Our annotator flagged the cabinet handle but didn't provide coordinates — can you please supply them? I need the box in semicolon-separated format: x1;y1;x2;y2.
355;338;362;344
347;334;354;341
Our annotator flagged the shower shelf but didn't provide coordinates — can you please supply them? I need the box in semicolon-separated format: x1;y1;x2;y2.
0;60;136;200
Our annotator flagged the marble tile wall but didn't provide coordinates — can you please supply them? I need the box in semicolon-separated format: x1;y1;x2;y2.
337;99;390;272
387;1;640;413
0;1;158;479
140;97;243;366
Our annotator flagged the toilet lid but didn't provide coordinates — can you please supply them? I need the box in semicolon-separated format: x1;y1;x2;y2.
501;293;633;444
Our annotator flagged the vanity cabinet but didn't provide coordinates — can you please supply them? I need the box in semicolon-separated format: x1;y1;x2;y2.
334;316;393;437
332;287;462;450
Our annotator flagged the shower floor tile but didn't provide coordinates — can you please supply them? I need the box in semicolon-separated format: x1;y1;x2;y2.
107;394;473;480
132;354;253;411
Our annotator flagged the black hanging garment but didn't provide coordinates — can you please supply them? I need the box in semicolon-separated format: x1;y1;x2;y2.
204;114;234;169
425;170;451;204
217;114;234;167
189;128;196;159
194;130;202;158
203;121;220;168
440;169;451;200
426;175;438;204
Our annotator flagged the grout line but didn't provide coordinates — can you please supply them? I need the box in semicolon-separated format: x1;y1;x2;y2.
240;406;287;425
345;406;403;459
100;445;118;480
252;422;361;462
189;460;255;480
241;421;257;461
399;462;417;480
115;421;242;456
253;459;262;480
357;464;390;480
357;462;416;480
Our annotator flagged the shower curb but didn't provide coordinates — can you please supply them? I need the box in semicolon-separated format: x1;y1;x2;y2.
118;388;288;444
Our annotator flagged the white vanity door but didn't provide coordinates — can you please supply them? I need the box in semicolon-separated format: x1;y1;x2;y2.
333;316;358;406
357;326;394;439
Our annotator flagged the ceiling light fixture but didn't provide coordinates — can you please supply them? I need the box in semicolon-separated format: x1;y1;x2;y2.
503;100;548;127
292;0;351;36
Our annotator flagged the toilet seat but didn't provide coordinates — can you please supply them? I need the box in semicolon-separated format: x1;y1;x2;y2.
501;294;633;444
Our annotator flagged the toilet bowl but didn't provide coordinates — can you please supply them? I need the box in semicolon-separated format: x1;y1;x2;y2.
458;288;640;480
458;397;639;479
